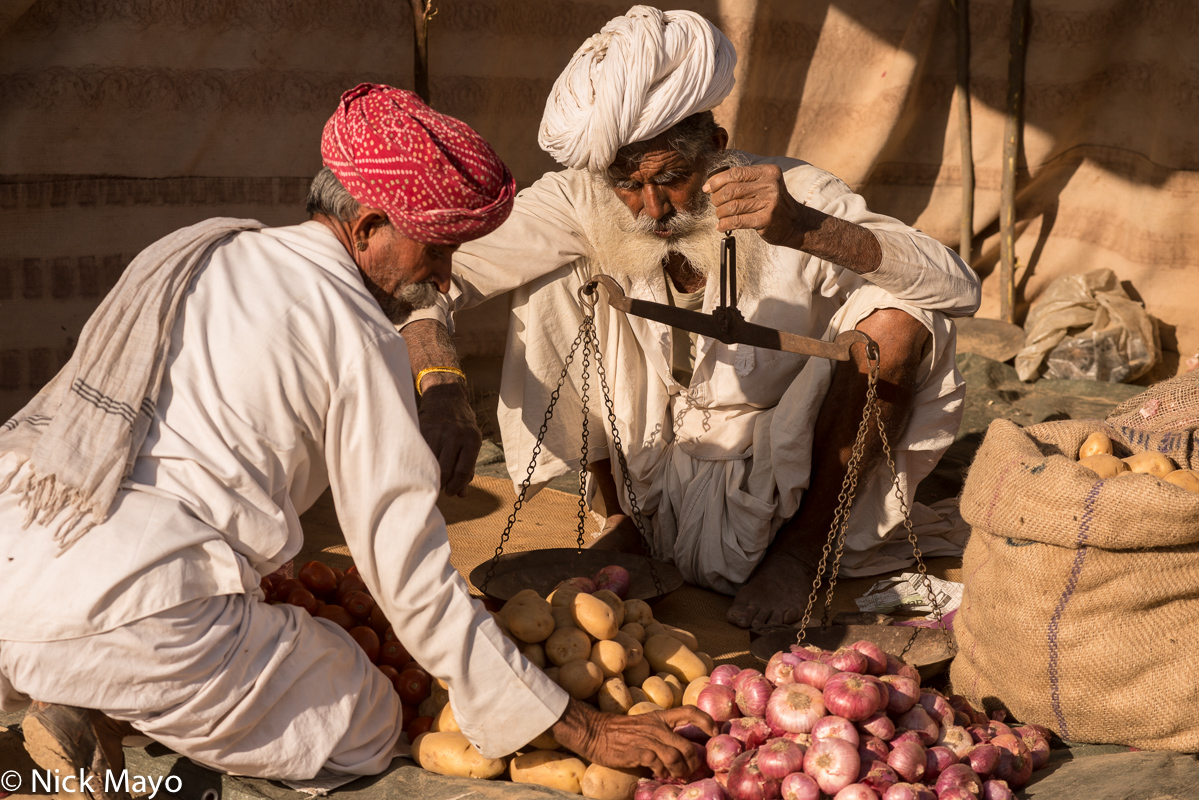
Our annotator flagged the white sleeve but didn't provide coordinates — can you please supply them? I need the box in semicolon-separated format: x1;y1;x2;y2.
400;170;592;331
780;161;982;317
323;332;568;758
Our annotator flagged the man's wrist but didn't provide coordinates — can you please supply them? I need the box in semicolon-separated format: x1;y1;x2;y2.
416;366;467;396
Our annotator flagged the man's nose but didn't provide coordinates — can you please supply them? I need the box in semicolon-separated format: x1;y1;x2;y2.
641;185;673;220
433;261;453;293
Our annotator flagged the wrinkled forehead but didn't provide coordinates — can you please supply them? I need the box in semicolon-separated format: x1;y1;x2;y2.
607;144;700;183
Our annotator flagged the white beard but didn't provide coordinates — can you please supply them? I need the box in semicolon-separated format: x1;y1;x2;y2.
581;172;776;303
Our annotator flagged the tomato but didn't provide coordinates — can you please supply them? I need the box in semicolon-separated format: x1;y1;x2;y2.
396;668;431;706
406;715;434;740
336;575;368;604
342;587;374;618
346;564;361;580
367;605;390;634
378;640;411;670
259;575;277;597
273;578;304;603
378;664;401;687
400;660;422;673
382;626;398;643
349;626;381;663
400;702;418;729
315;604;355;631
298;561;338;596
285;587;319;615
330;566;345;585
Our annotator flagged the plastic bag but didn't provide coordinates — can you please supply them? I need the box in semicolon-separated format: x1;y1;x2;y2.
1014;268;1158;382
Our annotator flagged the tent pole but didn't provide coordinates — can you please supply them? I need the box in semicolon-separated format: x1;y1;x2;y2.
1000;0;1030;324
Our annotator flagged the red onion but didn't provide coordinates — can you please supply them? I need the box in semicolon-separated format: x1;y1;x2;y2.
863;675;889;711
823;673;881;722
889;731;923;747
679;778;729;800
685;741;715;782
923;746;957;783
711;664;743;687
966;725;992;744
965;744;1002;777
699;684;742;723
780;772;820;800
766;684;825;735
676;724;711;744
733;669;764;692
765;652;798;686
934;764;981;798
707;734;744;773
803;737;860;796
635;779;663;800
779;731;812;748
833;785;879;800
789;645;826;661
918;691;954;728
726;717;773;751
990;734;1032;788
947;695;975;717
883;655;920;682
812;715;861;747
736;675;774;718
757;737;807;781
726;751;782;800
881;784;936;800
938;789;976;800
825;648;869;674
859;735;891;764
857;712;895;741
653;785;684;800
555;576;596;594
1014;723;1051;741
592;565;631;598
878;675;920;715
986;721;1014;740
982;779;1015;800
791;660;838;691
858;761;898;794
848;640;888;676
894;706;938;746
935;729;973;762
952;710;972;728
1016;731;1049;771
885;740;925;783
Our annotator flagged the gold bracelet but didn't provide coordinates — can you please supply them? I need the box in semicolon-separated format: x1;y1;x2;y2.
415;366;466;396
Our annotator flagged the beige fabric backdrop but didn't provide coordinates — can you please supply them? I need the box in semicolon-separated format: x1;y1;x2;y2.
2;0;1196;420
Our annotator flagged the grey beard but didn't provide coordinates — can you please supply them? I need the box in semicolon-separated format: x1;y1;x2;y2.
373;280;440;324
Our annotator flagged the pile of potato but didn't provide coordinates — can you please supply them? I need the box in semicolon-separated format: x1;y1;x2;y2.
412;574;716;799
1076;431;1199;491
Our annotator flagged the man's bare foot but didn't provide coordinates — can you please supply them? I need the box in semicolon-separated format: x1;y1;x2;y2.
727;550;821;629
586;514;648;555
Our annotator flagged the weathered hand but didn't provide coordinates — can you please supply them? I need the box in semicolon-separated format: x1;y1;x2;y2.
551;699;717;779
416;379;482;497
703;164;810;247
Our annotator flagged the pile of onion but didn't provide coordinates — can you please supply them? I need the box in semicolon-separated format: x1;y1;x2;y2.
656;641;1051;800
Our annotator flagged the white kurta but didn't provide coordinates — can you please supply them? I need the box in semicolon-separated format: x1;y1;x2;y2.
0;222;566;776
407;155;981;593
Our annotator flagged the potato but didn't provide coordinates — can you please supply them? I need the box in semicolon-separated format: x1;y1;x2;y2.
549;585;582;608
431;701;460;733
641;676;674;709
529;729;561;750
623;657;651;688
501;590;555;643
622;599;654;627
510;750;587;794
628;686;651;705
620;622;647;644
412;731;507;779
644;622;700;652
558;658;604;700
521;642;546;670
590;639;629;678
658;673;685;707
592;589;626;628
551;606;577;630
580;764;649;800
682;676;711;707
598;677;634;714
572;592;619;640
695;652;715;675
628;701;664;715
643;634;707;683
1078;453;1130;479
418;695;440;718
1078;431;1114;460
546;627;593;667
1122;451;1177;477
543;666;561;684
431;682;450;711
613;631;643;667
1163;469;1199;494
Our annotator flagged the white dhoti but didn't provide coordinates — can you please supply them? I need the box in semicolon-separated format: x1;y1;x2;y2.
0;594;400;779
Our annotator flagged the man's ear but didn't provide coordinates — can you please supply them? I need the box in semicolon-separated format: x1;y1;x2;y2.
713;126;730;152
349;208;389;244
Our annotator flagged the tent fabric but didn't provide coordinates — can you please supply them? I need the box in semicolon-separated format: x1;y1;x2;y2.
2;0;1197;422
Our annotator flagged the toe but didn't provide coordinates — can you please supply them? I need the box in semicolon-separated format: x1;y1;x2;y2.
782;606;801;625
727;603;756;628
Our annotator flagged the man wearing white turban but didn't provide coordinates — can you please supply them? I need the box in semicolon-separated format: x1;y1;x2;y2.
403;6;982;629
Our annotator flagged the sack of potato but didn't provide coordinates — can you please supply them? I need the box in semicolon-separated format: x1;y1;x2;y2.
411;565;716;798
952;416;1199;750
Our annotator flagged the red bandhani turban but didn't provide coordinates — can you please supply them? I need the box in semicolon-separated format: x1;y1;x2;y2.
321;83;516;245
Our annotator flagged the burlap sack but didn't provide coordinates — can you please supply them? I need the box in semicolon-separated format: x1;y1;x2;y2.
951;408;1199;750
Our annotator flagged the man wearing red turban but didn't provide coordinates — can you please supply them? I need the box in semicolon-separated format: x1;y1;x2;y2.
0;84;711;792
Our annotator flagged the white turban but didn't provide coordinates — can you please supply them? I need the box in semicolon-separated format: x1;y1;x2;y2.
538;5;737;172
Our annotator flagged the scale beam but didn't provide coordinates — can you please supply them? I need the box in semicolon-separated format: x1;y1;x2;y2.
581;274;875;363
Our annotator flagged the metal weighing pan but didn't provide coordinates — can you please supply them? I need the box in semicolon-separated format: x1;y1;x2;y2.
750;624;956;680
469;548;684;606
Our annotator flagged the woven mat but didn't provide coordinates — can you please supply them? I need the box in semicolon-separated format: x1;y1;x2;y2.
297;476;962;668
